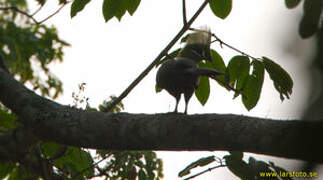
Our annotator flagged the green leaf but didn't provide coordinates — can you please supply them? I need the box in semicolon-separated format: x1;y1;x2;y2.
227;56;250;93
248;157;279;180
203;49;227;89
242;60;264;111
54;147;94;177
209;0;232;19
155;84;162;93
127;0;141;15
178;155;215;177
229;151;243;160
299;0;322;38
210;49;226;72
7;168;19;180
0;162;15;179
262;57;293;101
102;0;127;22
35;0;45;5
224;155;254;180
269;162;294;180
0;110;17;130
197;156;216;167
285;0;302;8
41;142;62;158
138;169;147;179
70;0;91;18
195;76;210;105
195;62;211;105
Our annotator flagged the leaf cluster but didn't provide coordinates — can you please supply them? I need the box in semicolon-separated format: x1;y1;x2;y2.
224;152;293;180
0;141;163;180
179;152;294;180
70;0;141;22
284;0;322;38
95;150;163;180
0;1;69;99
0;142;94;180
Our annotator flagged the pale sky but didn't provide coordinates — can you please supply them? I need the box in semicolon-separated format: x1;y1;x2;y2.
28;0;317;179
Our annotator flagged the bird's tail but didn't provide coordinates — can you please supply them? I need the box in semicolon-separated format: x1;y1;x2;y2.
196;68;224;77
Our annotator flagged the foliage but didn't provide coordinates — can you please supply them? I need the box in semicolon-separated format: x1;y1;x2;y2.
298;0;322;38
95;150;163;180
162;45;291;111
70;0;141;22
0;83;163;179
195;62;211;105
178;155;216;177
0;0;69;99
0;3;70;178
179;152;294;180
0;0;322;179
70;0;321;39
209;0;232;19
68;0;320;112
98;95;125;113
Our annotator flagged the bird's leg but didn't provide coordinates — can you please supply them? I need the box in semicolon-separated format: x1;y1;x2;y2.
184;90;194;114
174;94;181;113
184;102;188;114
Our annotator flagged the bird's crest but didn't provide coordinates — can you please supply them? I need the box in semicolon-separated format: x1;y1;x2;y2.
186;27;211;46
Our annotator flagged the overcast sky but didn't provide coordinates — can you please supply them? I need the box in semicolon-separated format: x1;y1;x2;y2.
28;0;317;179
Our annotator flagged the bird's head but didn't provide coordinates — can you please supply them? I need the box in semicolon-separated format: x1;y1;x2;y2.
179;27;212;63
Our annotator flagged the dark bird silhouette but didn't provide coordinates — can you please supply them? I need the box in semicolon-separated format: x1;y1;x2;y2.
156;29;224;114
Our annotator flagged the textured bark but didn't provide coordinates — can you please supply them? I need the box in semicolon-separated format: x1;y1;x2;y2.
0;68;323;163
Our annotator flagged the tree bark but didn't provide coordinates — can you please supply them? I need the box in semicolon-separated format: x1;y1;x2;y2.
0;68;322;163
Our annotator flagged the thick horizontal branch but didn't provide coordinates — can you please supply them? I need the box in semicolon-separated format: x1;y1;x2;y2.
0;68;323;163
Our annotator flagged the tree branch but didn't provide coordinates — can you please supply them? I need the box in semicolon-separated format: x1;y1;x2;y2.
105;0;209;112
0;2;70;25
182;0;187;25
0;68;322;163
0;6;38;24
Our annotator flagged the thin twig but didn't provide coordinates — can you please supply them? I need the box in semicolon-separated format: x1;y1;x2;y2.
183;164;227;180
212;33;259;61
189;27;260;61
0;6;38;24
0;2;70;25
31;4;44;16
182;0;187;25
104;0;210;112
38;2;69;24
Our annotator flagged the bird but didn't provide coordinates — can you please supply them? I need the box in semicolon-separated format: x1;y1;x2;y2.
156;28;224;114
